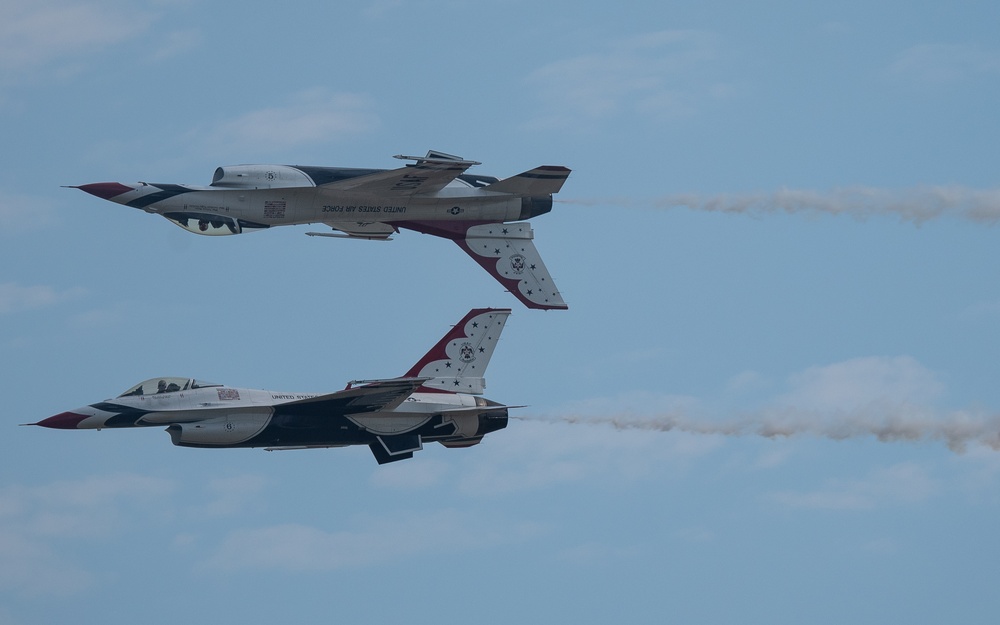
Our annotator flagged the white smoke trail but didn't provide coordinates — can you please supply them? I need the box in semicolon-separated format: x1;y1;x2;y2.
558;186;1000;224
513;406;1000;454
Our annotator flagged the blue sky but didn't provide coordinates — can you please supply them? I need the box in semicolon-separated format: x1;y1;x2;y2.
3;0;1000;623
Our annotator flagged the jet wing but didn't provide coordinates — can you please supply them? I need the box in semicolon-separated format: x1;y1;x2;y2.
315;152;477;197
281;378;429;414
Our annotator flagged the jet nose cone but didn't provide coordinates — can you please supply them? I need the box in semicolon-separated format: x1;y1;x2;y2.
33;411;89;429
73;182;135;200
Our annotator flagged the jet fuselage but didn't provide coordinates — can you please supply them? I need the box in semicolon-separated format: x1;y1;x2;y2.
80;167;552;236
43;383;507;451
33;308;516;464
74;154;570;310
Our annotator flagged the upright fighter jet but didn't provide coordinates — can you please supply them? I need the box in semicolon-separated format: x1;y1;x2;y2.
72;151;570;310
28;309;513;464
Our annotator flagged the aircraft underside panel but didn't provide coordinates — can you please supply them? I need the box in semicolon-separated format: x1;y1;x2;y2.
247;412;458;449
347;413;433;435
182;408;508;462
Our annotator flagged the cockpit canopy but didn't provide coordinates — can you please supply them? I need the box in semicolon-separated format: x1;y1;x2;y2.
117;377;222;398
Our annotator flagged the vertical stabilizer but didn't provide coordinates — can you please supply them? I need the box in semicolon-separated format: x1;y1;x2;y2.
404;309;512;394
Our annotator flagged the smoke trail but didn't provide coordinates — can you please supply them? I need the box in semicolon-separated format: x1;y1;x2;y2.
559;186;1000;224
513;407;1000;453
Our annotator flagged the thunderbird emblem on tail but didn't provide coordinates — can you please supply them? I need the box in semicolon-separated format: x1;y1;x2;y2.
71;151;570;310
28;309;515;464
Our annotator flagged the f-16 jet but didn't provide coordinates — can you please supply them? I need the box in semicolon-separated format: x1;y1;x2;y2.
72;151;570;310
29;309;513;464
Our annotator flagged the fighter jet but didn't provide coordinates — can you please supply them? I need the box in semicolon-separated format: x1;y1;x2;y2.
72;151;570;310
28;309;513;464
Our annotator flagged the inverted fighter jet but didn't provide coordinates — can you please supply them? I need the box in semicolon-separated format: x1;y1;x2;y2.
29;309;513;464
72;151;570;310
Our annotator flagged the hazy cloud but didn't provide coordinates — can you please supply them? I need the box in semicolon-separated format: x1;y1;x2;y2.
752;447;794;469
0;192;57;233
202;510;542;572
362;0;405;19
370;457;450;489
726;370;770;394
769;463;940;510
0;0;155;74
68;305;126;329
891;43;1000;84
0;283;86;314
194;89;379;154
526;30;727;128
557;542;640;565
0;531;95;597
779;356;944;412
673;526;716;544
953;445;1000;495
6;473;174;535
0;474;174;596
150;28;201;61
191;475;272;518
962;298;1000;319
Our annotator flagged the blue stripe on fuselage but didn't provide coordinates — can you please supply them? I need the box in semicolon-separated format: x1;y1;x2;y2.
126;185;196;208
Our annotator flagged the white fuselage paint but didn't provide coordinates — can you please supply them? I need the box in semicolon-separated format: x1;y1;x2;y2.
69;387;482;437
123;183;524;227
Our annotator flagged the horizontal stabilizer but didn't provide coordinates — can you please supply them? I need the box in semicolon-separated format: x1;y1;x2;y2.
483;166;570;196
